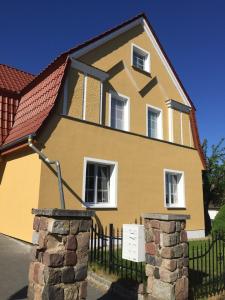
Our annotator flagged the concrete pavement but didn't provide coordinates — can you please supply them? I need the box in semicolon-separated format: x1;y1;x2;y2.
0;234;119;300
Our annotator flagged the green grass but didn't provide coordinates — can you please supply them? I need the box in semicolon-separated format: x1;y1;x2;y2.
189;235;225;299
90;235;225;299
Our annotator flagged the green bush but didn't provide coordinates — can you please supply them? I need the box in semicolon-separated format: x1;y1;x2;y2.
211;204;225;233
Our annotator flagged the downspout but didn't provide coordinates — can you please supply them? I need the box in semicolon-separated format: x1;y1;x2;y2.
28;135;65;209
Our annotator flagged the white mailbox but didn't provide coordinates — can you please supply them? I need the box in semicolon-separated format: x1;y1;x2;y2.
122;224;145;262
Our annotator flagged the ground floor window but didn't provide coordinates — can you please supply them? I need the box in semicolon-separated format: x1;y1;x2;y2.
164;169;185;208
83;157;118;208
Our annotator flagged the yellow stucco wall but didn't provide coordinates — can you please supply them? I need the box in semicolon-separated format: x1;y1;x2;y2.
0;23;204;244
65;25;194;147
37;23;204;233
38;118;205;232
173;110;182;144
86;76;100;123
67;69;84;118
0;152;41;242
81;25;185;106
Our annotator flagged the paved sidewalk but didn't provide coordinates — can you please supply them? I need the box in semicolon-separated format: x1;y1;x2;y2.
0;234;118;300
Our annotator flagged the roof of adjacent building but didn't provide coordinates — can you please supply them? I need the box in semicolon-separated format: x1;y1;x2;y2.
0;13;206;168
3;58;68;145
0;64;35;94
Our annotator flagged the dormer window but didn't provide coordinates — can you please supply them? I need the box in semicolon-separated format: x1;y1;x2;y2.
132;44;150;73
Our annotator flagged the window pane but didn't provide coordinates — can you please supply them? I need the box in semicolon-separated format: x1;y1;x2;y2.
111;97;125;130
171;175;178;204
97;191;108;203
148;110;159;138
165;172;182;207
133;51;145;70
166;173;170;204
86;163;95;176
97;165;110;203
85;190;94;203
86;177;95;189
85;163;95;203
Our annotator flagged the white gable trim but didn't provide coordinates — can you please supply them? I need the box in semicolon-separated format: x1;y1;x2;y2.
142;19;191;107
69;16;191;107
70;19;142;59
70;59;109;81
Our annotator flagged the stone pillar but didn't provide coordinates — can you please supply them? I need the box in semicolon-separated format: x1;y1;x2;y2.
142;213;190;300
27;208;95;300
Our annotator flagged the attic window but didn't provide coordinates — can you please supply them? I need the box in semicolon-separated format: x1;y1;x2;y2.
132;44;150;73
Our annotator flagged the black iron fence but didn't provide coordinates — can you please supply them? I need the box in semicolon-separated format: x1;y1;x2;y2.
89;223;225;299
189;232;225;299
89;223;146;283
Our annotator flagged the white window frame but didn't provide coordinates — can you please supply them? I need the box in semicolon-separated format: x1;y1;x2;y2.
164;169;185;208
82;157;118;208
168;107;174;142
108;91;130;132
131;43;150;73
146;105;163;139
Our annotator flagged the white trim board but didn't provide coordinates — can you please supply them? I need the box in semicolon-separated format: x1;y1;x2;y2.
168;107;173;142
82;74;87;120
70;59;109;81
70;19;142;59
166;99;191;113
69;16;192;108
142;19;191;107
180;112;183;145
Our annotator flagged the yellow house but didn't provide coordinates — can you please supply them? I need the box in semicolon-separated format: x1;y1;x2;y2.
0;14;206;242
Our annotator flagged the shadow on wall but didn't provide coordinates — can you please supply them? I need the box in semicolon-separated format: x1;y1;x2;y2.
7;285;28;300
80;24;144;66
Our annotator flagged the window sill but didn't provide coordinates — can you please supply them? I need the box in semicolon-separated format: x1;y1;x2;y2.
146;135;163;141
82;203;117;209
166;206;186;210
132;65;151;77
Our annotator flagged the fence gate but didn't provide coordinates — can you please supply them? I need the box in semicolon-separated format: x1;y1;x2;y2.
189;232;225;299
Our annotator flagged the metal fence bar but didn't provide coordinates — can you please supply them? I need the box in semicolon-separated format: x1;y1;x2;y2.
89;224;225;296
109;224;113;274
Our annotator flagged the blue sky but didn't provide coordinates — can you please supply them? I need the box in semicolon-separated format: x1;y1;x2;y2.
1;0;224;147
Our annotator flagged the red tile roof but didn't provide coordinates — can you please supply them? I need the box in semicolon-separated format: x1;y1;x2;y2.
3;58;68;145
0;64;35;94
0;96;19;144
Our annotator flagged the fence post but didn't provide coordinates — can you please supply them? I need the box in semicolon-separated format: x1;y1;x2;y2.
27;208;95;300
109;223;113;273
142;213;190;300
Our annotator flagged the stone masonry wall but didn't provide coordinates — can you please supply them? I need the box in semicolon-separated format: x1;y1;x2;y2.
143;214;189;300
27;209;94;300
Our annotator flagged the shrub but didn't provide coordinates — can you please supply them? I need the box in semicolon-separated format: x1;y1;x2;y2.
211;204;225;234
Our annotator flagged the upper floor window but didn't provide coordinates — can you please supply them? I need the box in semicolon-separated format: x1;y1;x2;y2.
109;92;130;131
132;44;150;73
164;169;185;208
83;157;118;208
147;105;163;139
